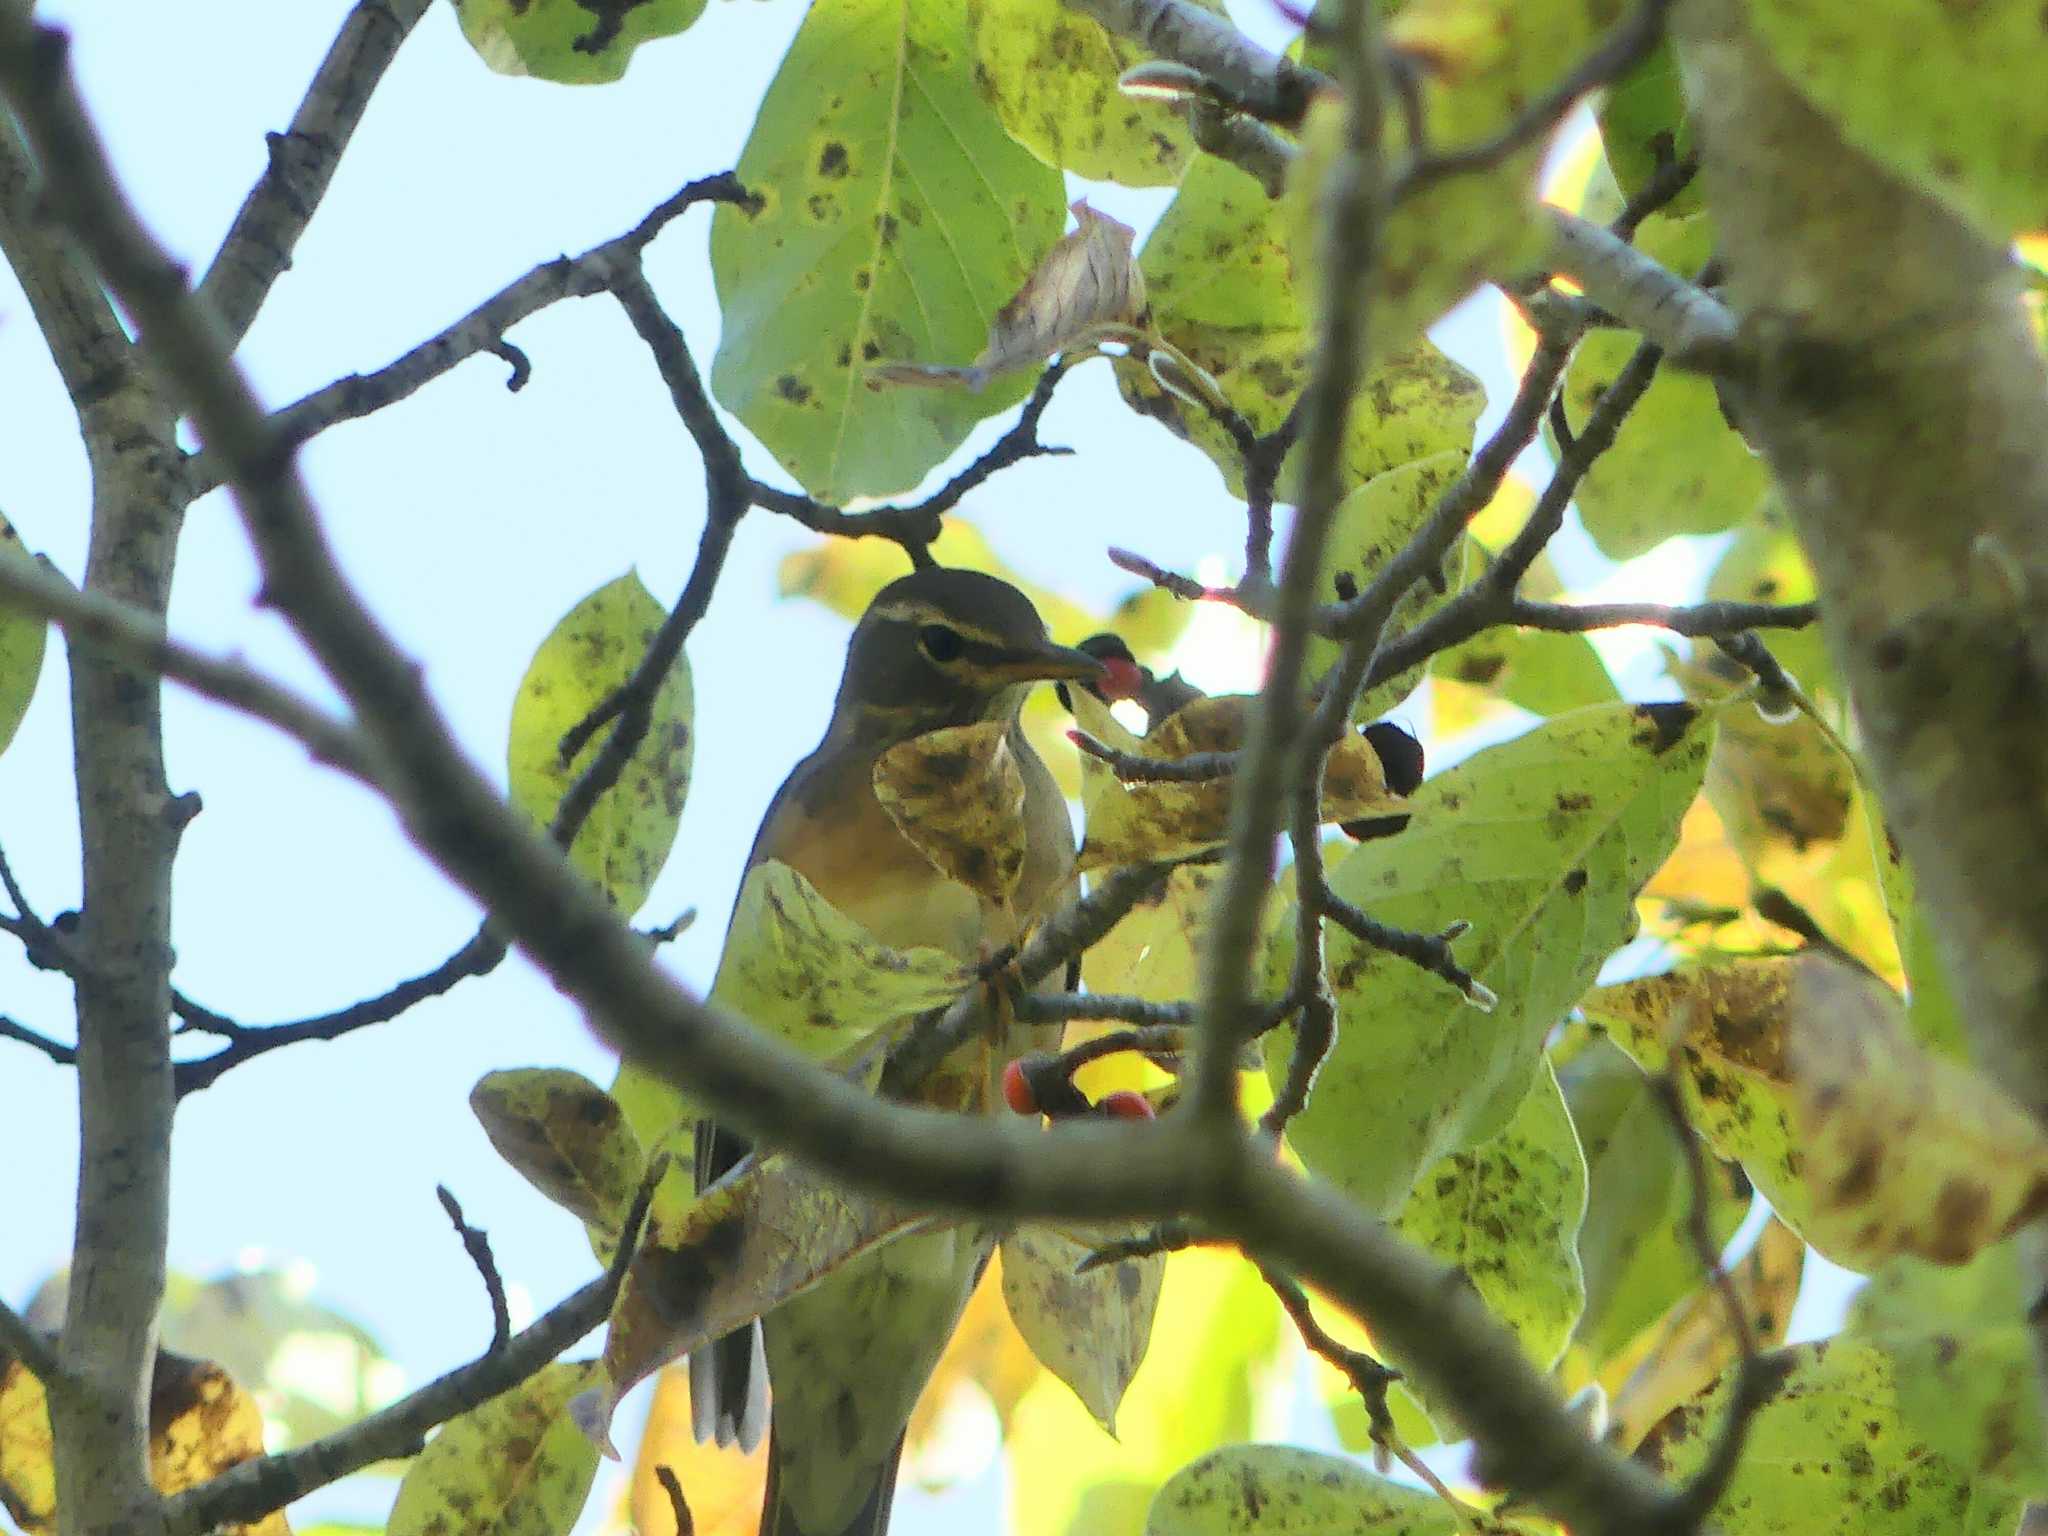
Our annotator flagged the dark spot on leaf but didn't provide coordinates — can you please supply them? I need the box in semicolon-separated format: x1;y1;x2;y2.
1633;701;1699;753
818;141;849;178
1563;868;1587;894
776;374;813;404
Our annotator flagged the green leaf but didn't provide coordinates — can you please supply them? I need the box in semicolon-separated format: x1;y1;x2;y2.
1081;863;1221;1002
0;511;47;759
1596;41;1700;217
1557;1034;1748;1373
1303;452;1471;721
469;1068;646;1264
966;0;1203;185
1549;214;1768;560
1001;1226;1165;1435
1746;0;2048;241
1387;1059;1587;1435
506;572;692;916
1266;701;1714;1214
1638;1338;2041;1535
389;1361;601;1536
710;859;970;1057
1869;808;1968;1061
709;0;1065;501
1146;1444;1476;1535
1116;156;1485;501
1851;1244;2026;1342
451;0;704;85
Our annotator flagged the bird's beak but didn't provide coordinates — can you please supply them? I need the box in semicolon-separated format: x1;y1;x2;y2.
988;639;1107;686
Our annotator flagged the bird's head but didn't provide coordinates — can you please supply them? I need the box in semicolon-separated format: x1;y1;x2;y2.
833;567;1103;738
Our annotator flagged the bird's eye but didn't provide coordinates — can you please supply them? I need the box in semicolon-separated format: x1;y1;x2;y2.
918;624;965;663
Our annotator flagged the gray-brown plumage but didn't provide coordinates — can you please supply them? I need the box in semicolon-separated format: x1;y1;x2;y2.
690;567;1101;1536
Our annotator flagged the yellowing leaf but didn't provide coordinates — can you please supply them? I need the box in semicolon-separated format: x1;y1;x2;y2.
868;202;1143;391
0;1355;55;1534
390;1361;600;1536
507;571;693;916
2;1350;291;1536
967;0;1207;185
451;0;704;83
1586;951;2048;1269
1073;691;1403;871
469;1068;646;1263
1003;1252;1285;1536
874;722;1030;909
1269;702;1714;1215
1602;1216;1804;1451
628;1366;769;1536
708;0;1065;500
0;511;45;759
598;1154;929;1440
1000;1226;1164;1435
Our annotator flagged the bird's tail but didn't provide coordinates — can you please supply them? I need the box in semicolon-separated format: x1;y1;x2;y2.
758;1429;904;1536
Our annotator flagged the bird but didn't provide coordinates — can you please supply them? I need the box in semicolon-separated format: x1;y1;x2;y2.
690;565;1104;1536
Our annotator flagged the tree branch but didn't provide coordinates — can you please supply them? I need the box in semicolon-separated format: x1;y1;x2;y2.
162;1172;659;1536
11;15;1731;1530
1541;209;1740;367
1062;0;1326;126
0;1013;78;1066
184;171;759;494
195;0;433;347
0;1293;65;1394
1190;0;1388;1127
1679;0;2048;1430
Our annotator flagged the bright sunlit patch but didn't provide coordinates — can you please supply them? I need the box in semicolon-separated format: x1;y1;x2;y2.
1109;697;1149;734
905;1378;1001;1488
1162;556;1266;696
1564;532;1729;693
281;1257;317;1299
270;1331;373;1417
505;1280;535;1332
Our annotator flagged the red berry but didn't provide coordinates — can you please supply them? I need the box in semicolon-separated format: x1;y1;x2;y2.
1001;1059;1040;1116
1097;1090;1156;1121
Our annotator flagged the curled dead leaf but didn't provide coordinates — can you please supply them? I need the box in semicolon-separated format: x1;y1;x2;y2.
1072;691;1402;870
867;201;1144;392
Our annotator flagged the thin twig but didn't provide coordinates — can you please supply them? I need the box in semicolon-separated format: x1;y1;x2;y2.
172;929;505;1096
185;172;759;494
436;1185;512;1353
0;1293;64;1393
196;0;434;347
1392;0;1676;200
163;1163;662;1536
0;1015;77;1066
1012;999;1194;1035
1069;730;1237;783
1649;1072;1790;1528
1075;1218;1203;1272
655;1465;696;1536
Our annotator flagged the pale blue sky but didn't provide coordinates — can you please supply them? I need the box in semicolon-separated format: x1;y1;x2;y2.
0;5;1850;1532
